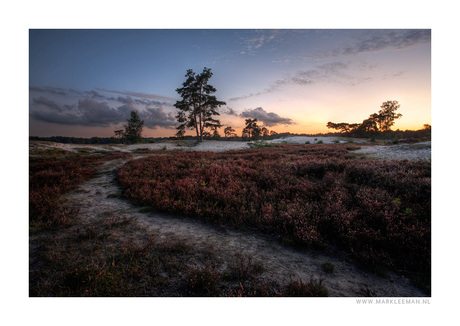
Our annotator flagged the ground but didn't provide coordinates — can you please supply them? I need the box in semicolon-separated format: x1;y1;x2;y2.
29;137;431;296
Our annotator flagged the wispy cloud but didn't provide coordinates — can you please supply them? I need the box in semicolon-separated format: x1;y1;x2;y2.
33;96;63;112
29;86;67;96
335;29;430;57
239;30;279;55
229;61;373;102
240;107;294;127
96;88;176;105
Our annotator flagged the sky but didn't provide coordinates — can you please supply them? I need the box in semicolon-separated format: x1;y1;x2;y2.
29;29;430;137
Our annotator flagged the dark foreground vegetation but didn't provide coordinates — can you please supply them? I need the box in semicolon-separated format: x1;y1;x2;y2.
29;148;328;296
29;149;132;229
118;144;431;292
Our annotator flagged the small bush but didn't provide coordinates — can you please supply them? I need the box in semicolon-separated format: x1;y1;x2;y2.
185;262;220;296
225;253;264;282
321;261;335;274
282;278;328;297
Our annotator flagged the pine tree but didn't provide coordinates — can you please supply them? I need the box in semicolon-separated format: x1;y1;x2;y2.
174;68;226;142
124;111;144;144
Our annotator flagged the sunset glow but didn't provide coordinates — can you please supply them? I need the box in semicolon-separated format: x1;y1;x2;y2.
29;29;431;138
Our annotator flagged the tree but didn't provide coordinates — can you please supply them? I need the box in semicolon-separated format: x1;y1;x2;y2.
242;118;261;140
211;129;221;139
260;127;270;139
326;122;360;133
124;111;144;144
174;67;226;142
376;100;403;132
355;115;379;136
114;129;124;141
224;126;237;138
326;100;403;137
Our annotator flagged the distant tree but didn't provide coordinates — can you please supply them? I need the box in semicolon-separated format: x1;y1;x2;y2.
327;100;403;138
242;118;261;140
423;124;431;130
174;67;226;142
355;114;379;136
376;100;403;132
212;129;221;139
269;130;278;136
326;122;360;133
175;126;186;139
260;127;270;139
114;129;124;140
224;126;237;138
124;111;144;144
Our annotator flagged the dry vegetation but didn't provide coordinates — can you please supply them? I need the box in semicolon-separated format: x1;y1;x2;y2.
29;142;431;296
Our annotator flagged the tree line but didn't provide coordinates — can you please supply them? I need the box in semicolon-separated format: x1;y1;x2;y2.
327;100;409;138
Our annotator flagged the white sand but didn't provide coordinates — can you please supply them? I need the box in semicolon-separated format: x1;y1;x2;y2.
30;137;431;161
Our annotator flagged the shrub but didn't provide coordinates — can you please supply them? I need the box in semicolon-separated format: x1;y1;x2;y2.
117;144;431;285
321;261;335;274
185;262;220;296
281;278;328;297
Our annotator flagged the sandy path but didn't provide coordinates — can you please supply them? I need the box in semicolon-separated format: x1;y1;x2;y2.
61;156;427;297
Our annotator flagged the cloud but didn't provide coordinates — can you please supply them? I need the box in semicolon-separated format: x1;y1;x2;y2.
29;86;67;96
223;107;239;116
240;30;278;55
282;61;371;86
339;29;430;56
30;94;178;129
229;61;367;102
33;96;63;112
229;61;378;101
96;88;176;105
77;98;122;126
141;106;177;129
240;107;294;127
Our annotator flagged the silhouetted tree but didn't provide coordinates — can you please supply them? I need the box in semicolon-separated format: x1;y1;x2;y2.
124;111;144;144
327;100;403;138
174;67;226;142
242;118;261;140
212;129;221;139
224;126;237;138
260;127;270;139
114;129;124;139
326;122;360;133
376;100;403;132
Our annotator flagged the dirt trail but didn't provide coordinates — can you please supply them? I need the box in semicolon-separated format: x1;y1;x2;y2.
61;156;426;297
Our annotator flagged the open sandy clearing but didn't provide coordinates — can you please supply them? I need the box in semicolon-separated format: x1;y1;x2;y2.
31;137;431;162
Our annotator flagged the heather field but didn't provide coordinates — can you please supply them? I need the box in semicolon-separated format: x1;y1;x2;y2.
117;144;431;290
29;141;431;296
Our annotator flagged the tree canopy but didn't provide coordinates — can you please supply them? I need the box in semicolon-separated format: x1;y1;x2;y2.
174;68;226;142
123;111;144;144
327;100;403;137
242;118;261;140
